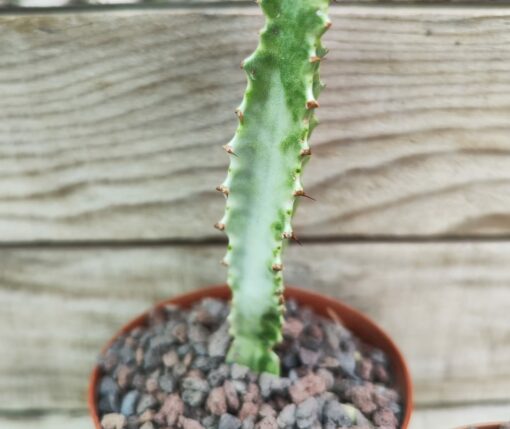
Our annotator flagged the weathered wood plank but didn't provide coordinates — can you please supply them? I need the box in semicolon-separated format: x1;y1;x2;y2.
2;8;510;240
2;242;510;409
4;404;509;429
412;404;510;429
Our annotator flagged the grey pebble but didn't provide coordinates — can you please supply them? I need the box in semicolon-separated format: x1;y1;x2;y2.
219;413;242;429
209;322;231;357
99;376;119;396
177;344;191;357
159;374;175;393
277;403;296;428
296;397;319;429
98;393;120;414
183;389;207;407
136;394;157;414
182;377;210;392
337;352;358;379
202;415;219;429
189;325;209;343
120;390;139;416
208;364;230;387
241;416;256;429
259;373;277;399
231;364;250;380
202;298;228;320
232;380;247;395
143;348;161;371
193;342;209;356
119;344;136;365
173;362;189;378
323;400;353;426
193;355;215;372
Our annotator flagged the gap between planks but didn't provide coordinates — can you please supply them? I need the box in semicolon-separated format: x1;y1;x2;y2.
4;235;510;249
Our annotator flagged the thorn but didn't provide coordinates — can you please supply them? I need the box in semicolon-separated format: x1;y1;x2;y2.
292;233;303;246
222;144;239;157
272;263;283;272
240;60;245;69
309;55;321;63
215;185;229;196
220;259;229;267
325;21;332;30
294;189;316;201
235;109;244;123
300;148;312;156
214;222;225;231
306;100;319;110
282;231;302;246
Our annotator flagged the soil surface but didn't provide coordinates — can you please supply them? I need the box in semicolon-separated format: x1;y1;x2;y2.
96;298;403;429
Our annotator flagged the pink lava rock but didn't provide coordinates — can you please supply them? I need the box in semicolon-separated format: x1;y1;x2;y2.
223;380;240;412
159;394;184;426
207;387;228;416
239;401;260;420
179;416;205;429
373;407;398;428
349;385;377;416
289;373;327;403
283;318;304;339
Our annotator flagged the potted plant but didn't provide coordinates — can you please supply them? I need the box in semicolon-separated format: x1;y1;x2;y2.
89;0;413;428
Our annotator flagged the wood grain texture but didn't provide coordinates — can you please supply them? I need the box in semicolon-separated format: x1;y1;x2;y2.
2;242;510;409
2;8;510;240
4;404;510;429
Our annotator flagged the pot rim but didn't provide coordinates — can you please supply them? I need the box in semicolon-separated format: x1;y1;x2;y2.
88;284;414;428
456;424;504;429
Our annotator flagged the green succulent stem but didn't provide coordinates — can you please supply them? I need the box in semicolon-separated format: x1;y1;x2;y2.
216;0;331;375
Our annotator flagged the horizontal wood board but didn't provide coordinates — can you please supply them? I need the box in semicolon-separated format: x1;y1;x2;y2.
2;8;510;240
2;242;510;410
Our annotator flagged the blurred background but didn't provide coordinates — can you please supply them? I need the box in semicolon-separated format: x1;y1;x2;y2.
1;1;510;428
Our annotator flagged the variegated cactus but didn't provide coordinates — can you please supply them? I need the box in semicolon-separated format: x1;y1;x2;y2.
215;0;331;375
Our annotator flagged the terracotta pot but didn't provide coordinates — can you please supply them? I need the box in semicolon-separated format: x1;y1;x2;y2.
456;425;503;429
88;285;414;428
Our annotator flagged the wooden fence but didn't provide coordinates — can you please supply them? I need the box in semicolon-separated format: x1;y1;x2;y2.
1;4;510;428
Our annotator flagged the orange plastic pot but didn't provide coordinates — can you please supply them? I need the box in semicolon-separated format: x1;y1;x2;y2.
88;285;414;428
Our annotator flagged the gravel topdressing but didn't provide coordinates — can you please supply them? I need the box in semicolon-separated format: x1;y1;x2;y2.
96;297;404;429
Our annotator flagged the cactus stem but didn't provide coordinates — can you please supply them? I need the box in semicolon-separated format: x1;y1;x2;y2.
222;144;238;157
216;185;229;196
306;100;320;109
294;190;316;201
221;0;331;375
214;222;225;231
272;263;283;272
